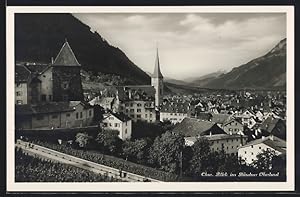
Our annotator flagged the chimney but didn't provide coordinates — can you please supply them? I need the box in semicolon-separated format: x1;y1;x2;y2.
209;131;212;137
128;90;132;99
262;136;265;140
269;135;274;141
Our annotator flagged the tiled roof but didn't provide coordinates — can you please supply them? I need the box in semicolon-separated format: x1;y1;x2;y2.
89;96;115;106
53;41;81;66
103;112;131;122
15;101;91;115
259;116;281;133
172;117;225;137
15;65;31;83
211;113;231;124
239;135;286;154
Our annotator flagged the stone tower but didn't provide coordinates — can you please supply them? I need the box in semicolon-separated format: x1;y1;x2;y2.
151;48;164;108
52;40;84;101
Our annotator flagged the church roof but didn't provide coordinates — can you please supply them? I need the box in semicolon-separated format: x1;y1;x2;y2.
152;48;163;78
52;40;81;67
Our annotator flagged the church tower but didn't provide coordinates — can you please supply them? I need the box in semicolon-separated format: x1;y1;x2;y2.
151;48;164;108
52;40;84;101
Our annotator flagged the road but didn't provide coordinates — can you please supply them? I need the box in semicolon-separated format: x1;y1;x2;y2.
16;140;161;182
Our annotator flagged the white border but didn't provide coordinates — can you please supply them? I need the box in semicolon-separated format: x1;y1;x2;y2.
6;6;295;192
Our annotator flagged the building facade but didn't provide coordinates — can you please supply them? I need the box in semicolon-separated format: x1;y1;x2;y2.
101;112;132;140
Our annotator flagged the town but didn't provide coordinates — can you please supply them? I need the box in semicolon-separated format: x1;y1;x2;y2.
15;39;287;182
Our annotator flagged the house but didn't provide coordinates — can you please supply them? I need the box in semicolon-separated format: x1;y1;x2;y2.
238;135;286;165
15;64;43;104
101;112;132;140
172;117;226;137
15;101;94;129
184;134;247;156
89;96;115;110
115;85;157;123
160;101;190;124
259;116;286;140
15;40;84;104
221;118;244;135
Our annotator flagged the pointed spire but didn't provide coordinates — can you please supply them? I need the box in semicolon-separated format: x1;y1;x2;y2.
52;39;81;66
152;47;163;78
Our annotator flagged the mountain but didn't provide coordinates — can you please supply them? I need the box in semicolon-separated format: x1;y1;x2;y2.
187;70;225;87
203;38;286;90
15;13;150;85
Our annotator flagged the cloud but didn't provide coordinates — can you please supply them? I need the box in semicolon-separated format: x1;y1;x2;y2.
73;13;286;80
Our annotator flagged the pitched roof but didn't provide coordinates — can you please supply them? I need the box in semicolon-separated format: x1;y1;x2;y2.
52;41;81;66
15;101;91;115
15;65;31;83
211;113;231;124
239;135;286;153
152;48;163;78
172;117;225;137
103;112;131;122
259;116;281;133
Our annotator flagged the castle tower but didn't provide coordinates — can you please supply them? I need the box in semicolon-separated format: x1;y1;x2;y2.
52;40;84;101
151;48;164;108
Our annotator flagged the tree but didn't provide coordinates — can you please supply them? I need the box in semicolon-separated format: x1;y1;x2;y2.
95;129;122;155
149;131;185;173
122;139;149;164
252;149;277;172
75;132;92;148
188;138;212;176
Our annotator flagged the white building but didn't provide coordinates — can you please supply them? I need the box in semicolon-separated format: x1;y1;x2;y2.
238;135;286;165
160;101;190;124
101;112;132;140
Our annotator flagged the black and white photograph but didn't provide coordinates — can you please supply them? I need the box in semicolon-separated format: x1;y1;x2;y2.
6;6;295;192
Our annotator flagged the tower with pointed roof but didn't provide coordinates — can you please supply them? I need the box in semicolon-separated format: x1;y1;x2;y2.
52;40;84;101
151;48;164;108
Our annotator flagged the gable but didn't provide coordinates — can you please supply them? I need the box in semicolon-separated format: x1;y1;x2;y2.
53;41;80;66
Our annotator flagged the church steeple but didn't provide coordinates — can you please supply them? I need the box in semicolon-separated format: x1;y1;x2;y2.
152;48;163;79
52;39;81;67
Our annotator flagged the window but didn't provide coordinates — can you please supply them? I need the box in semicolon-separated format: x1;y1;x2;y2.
103;123;108;127
125;103;129;107
125;129;127;134
245;151;247;154
137;103;142;107
49;95;52;101
36;115;44;120
89;110;92;117
16;91;22;96
109;123;112;126
41;94;46;101
137;109;141;112
170;113;173;115
16;100;23;105
259;147;261;149
229;128;232;131
232;146;234;149
150;114;152;118
115;123;119;127
76;113;79;119
137;115;141;118
62;82;69;89
216;147;219;150
251;152;254;155
125;121;127;126
62;94;68;101
126;109;129;113
130;103;133;107
130;109;134;113
145;114;148;118
109;117;114;120
52;115;58;119
130;115;134;118
251;145;254;148
80;112;82;118
66;113;70;117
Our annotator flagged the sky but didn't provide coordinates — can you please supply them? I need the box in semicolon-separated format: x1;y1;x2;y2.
74;13;286;81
